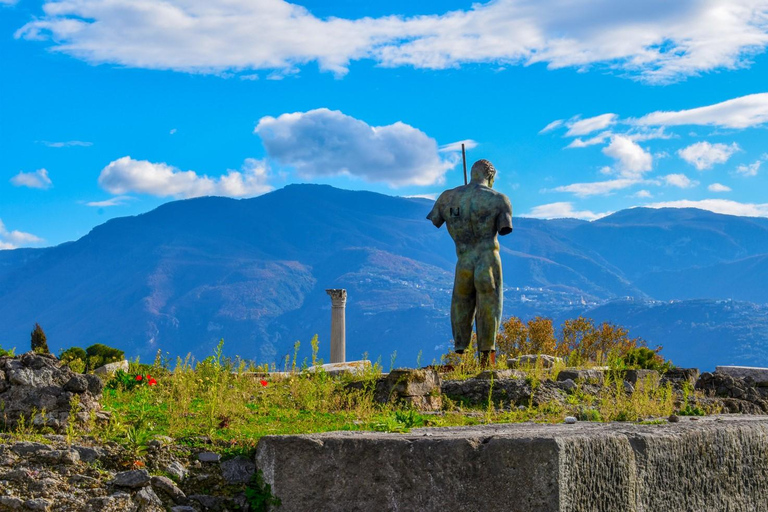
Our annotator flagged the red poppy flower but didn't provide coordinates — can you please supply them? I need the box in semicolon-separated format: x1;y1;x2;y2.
148;378;157;386
259;379;268;387
146;374;152;380
135;375;143;381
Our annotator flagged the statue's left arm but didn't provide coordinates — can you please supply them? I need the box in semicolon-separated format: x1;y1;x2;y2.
496;195;513;236
426;192;446;228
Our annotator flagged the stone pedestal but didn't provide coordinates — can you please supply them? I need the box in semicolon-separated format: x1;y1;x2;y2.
326;289;347;364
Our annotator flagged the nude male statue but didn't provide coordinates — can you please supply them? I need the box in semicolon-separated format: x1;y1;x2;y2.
427;159;513;367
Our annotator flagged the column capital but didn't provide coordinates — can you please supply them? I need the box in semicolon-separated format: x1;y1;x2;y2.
326;288;347;307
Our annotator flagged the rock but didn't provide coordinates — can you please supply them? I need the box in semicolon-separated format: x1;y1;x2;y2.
716;366;768;382
197;451;221;463
556;368;605;385
661;367;700;388
564;416;577;424
22;498;50;511
557;379;577;393
135;486;164;511
11;442;52;455
93;360;129;375
73;445;104;463
382;368;440;397
86;492;137;512
63;374;89;393
668;414;680;423
84;374;105;395
624;369;659;386
507;354;563;369
623;381;635;393
0;496;23;510
476;369;526;380
220;456;256;484
189;494;229;511
112;469;151;489
165;461;188;481
151;476;186;504
170;507;196;512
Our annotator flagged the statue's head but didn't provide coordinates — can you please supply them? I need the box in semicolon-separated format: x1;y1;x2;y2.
470;159;496;187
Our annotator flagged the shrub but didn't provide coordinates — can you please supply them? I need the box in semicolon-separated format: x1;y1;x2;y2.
31;323;49;354
60;346;87;363
0;345;15;357
622;346;672;372
86;343;125;371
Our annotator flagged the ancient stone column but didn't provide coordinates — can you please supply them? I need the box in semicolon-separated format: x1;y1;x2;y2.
326;289;347;363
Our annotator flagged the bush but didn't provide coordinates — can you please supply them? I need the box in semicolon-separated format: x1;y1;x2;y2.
0;345;15;358
60;346;87;363
31;323;49;354
621;346;672;372
86;343;124;371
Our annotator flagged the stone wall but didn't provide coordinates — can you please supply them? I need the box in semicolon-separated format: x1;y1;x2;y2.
256;416;768;512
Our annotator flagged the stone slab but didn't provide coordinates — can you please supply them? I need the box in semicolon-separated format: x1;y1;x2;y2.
305;360;371;377
256;416;768;512
716;366;768;382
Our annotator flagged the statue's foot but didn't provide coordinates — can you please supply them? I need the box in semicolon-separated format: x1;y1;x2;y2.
480;351;496;369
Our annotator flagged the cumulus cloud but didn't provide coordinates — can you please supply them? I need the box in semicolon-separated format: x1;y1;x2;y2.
10;169;52;189
708;183;732;192
565;114;617;137
602;136;653;177
678;141;740;170
565;131;612;149
255;108;454;187
636;93;768;129
0;219;44;250
552;178;642;197
525;202;610;221
98;157;272;198
736;159;762;176
663;173;698;188
14;0;768;83
644;199;768;218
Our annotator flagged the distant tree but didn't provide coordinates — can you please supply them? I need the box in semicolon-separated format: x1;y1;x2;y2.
496;317;528;357
31;323;49;354
85;343;124;371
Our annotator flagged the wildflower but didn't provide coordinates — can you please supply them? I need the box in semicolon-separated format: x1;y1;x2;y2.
260;379;268;387
146;374;152;380
135;375;143;381
148;378;157;386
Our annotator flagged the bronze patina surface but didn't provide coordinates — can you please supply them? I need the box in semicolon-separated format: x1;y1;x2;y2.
427;160;513;356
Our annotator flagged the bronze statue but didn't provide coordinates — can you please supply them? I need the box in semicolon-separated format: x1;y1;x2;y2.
427;160;513;367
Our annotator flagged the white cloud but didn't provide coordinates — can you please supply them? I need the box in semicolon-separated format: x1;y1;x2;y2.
14;0;768;83
633;189;653;198
636;93;768;129
566;131;611;149
10;169;52;189
663;173;698;188
644;199;768;218
98;157;273;198
736;160;762;176
526;202;610;221
708;183;732;192
602;136;653;177
239;74;259;81
85;195;136;207
1;0;19;5
552;178;642;197
439;139;478;153
40;140;92;148
678;141;740;170
539;120;564;134
565;114;617;137
169;128;177;135
255;108;453;187
0;219;44;249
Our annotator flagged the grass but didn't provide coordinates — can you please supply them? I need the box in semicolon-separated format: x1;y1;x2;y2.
2;335;716;469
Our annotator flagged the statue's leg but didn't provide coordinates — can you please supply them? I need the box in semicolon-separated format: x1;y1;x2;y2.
474;250;503;354
451;256;476;353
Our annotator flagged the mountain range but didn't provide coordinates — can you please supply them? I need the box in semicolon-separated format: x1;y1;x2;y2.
2;184;767;370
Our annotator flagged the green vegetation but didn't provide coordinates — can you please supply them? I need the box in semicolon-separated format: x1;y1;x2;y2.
30;323;49;354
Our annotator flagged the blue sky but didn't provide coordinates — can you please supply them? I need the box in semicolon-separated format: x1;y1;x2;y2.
2;0;767;249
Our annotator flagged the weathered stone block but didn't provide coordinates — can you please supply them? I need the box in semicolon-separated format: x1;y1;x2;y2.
93;360;129;375
305;360;371;377
477;369;526;380
716;366;768;381
557;368;605;385
257;416;768;512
